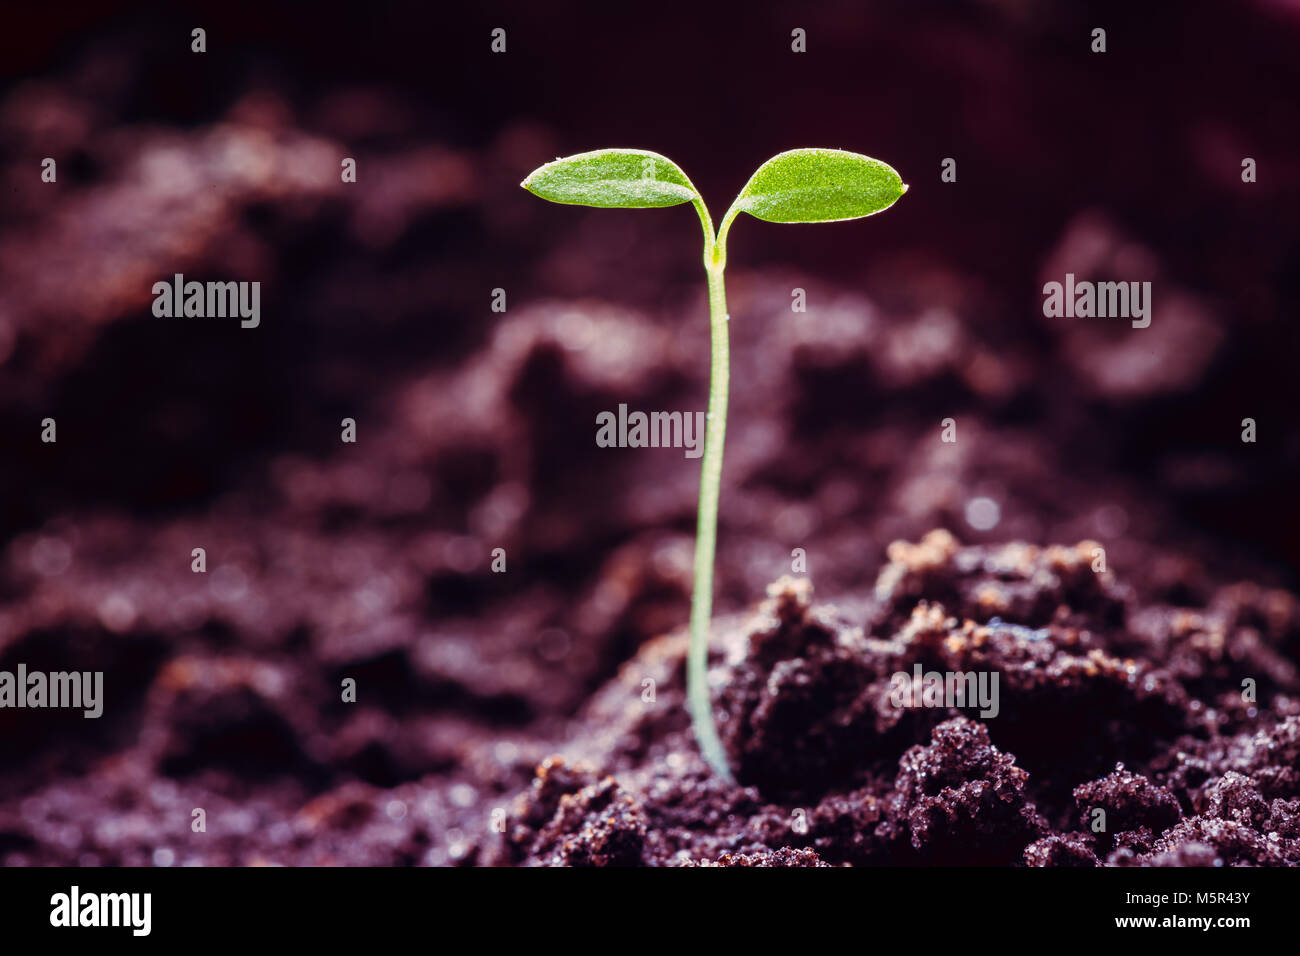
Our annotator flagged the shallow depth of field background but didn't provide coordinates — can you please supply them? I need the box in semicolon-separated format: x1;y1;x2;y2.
0;0;1297;863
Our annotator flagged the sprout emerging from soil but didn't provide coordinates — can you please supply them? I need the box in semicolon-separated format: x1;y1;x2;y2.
522;148;906;781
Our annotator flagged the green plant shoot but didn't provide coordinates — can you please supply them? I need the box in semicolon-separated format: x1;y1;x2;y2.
522;147;906;781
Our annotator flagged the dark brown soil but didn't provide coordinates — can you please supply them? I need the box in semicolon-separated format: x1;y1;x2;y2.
2;3;1299;867
472;537;1300;867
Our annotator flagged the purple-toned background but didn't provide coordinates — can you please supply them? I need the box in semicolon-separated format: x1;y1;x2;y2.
0;0;1297;865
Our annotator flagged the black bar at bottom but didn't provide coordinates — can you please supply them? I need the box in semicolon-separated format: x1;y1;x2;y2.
0;865;1290;942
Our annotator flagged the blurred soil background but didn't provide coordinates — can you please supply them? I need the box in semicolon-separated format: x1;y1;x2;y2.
0;0;1297;864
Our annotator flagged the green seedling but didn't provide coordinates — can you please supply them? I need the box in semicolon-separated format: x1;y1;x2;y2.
522;147;906;781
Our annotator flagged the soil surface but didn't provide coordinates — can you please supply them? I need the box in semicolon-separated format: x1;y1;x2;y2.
2;5;1299;866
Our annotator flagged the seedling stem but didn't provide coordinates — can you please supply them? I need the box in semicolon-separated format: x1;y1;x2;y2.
521;148;905;782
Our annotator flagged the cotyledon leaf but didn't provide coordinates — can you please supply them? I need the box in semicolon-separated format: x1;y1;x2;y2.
521;148;700;209
729;148;907;224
